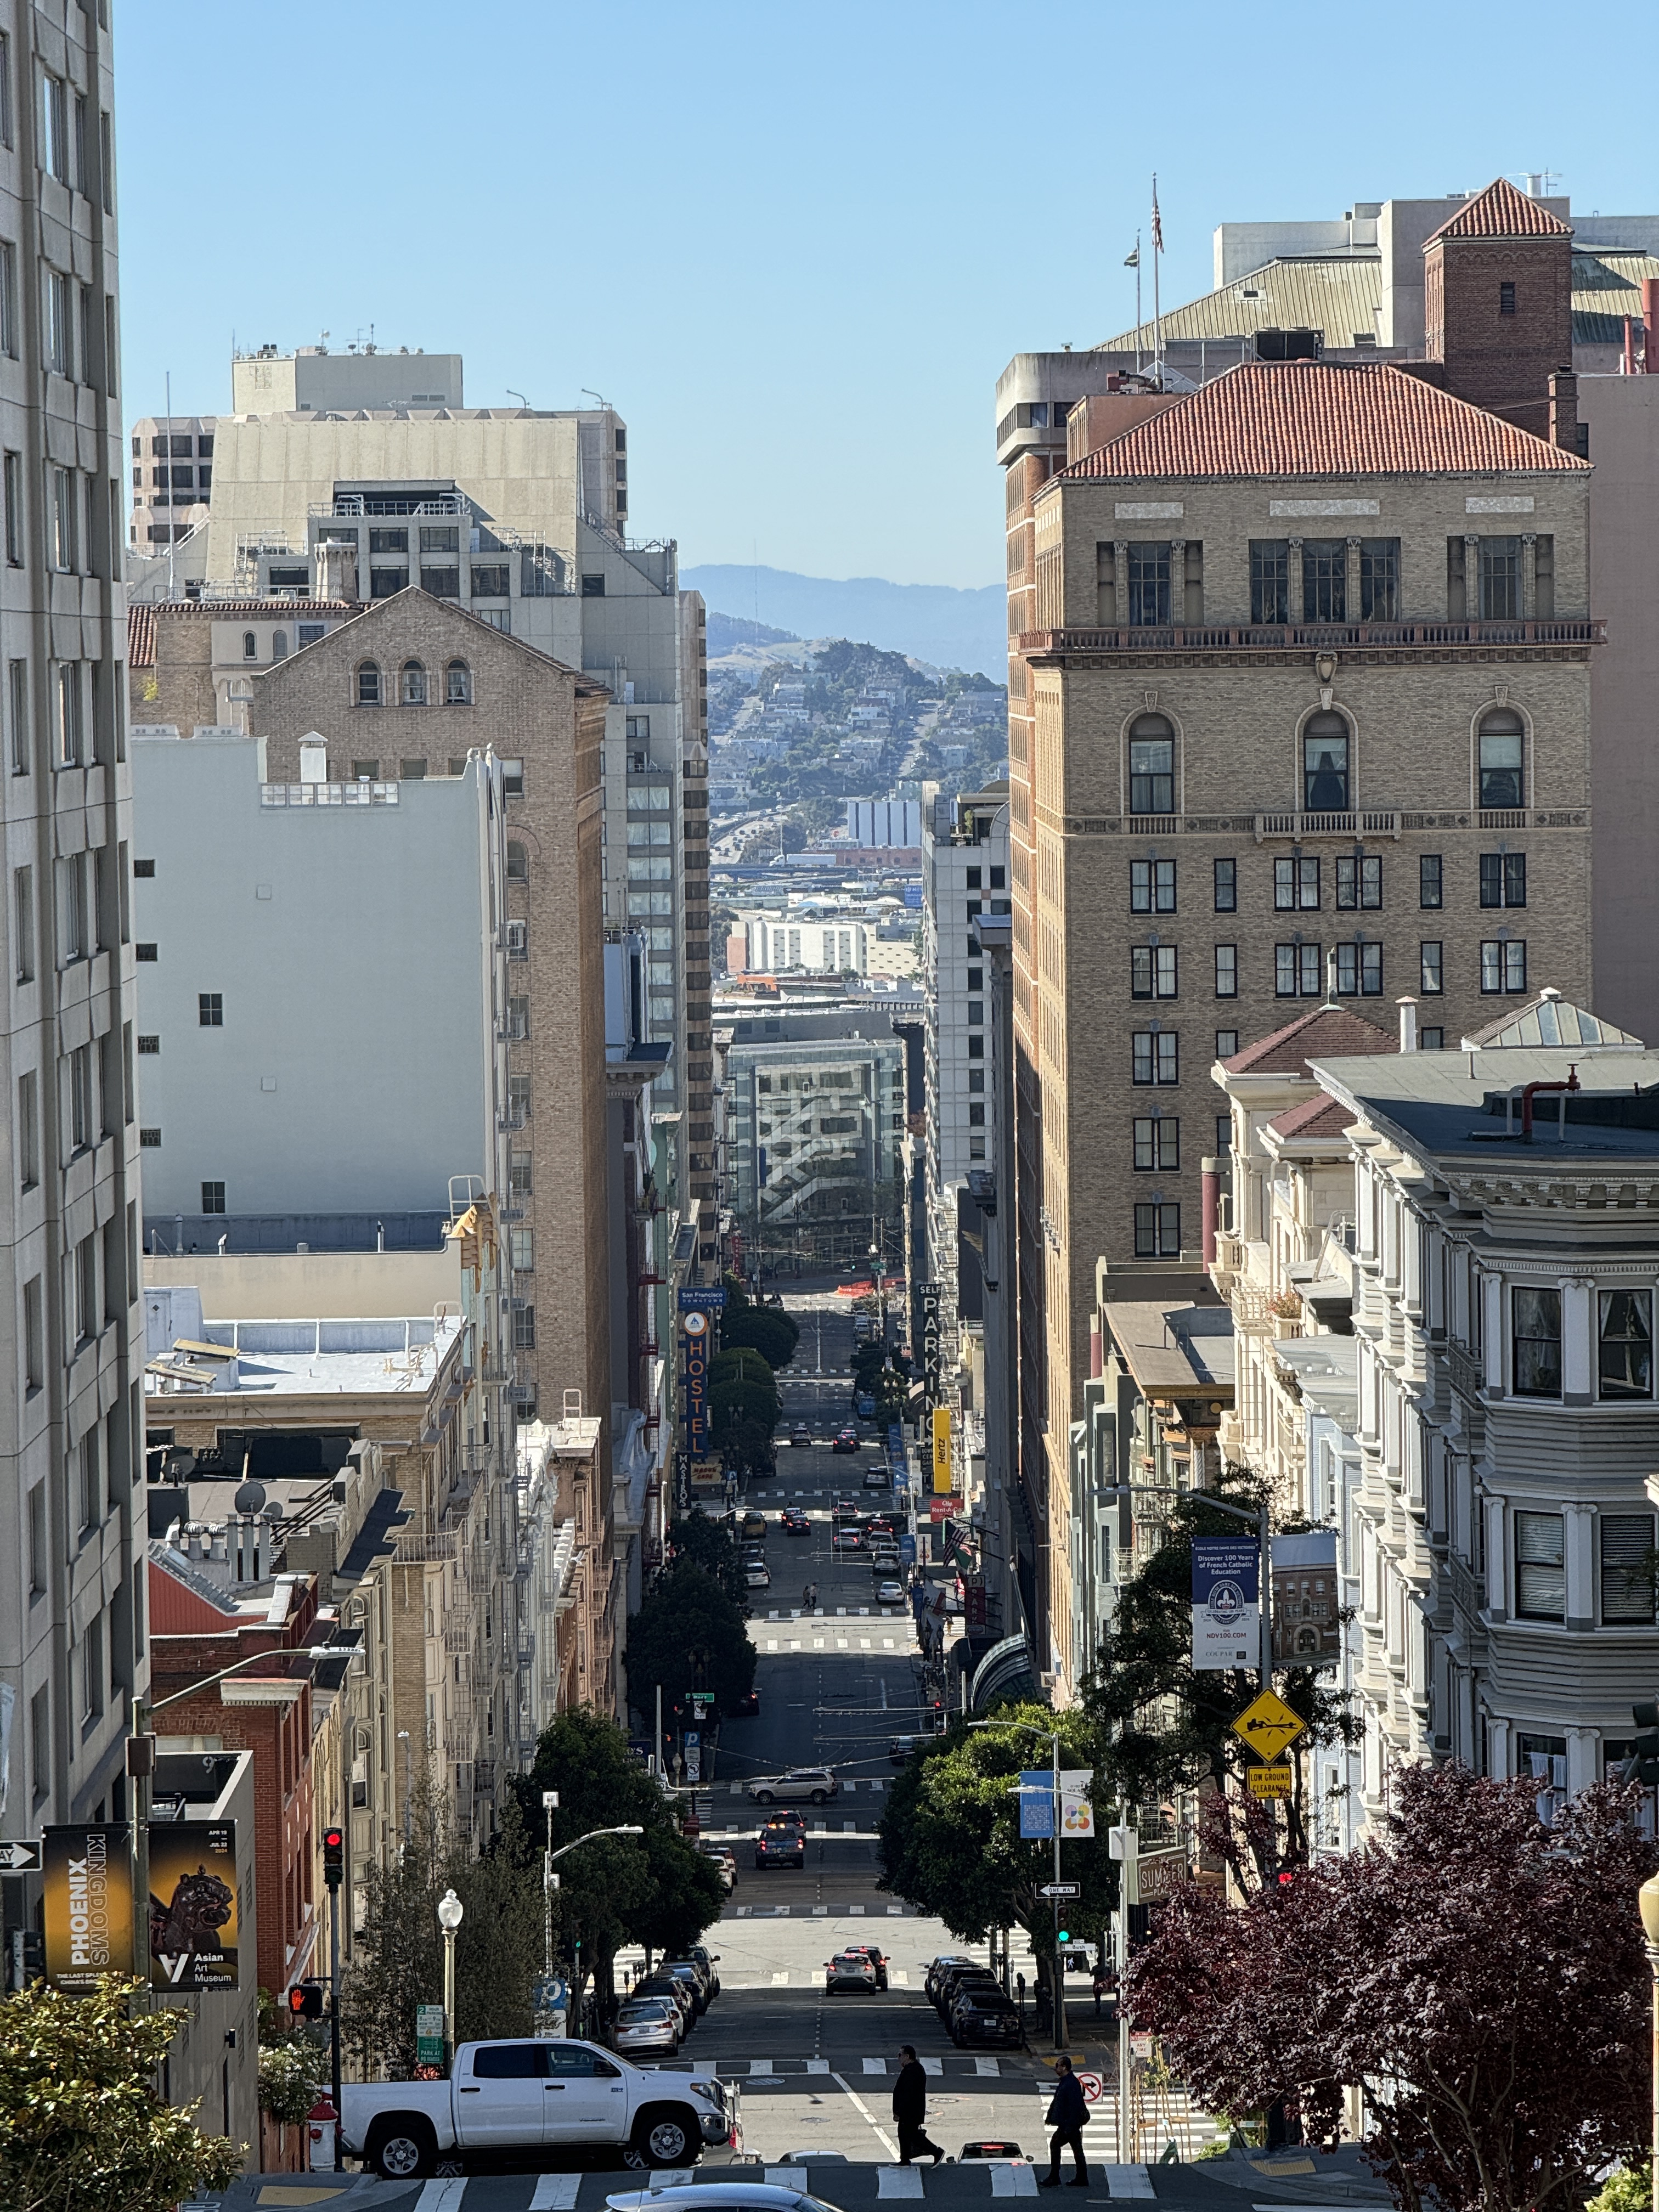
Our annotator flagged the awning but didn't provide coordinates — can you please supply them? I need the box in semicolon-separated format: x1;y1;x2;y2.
969;1632;1037;1714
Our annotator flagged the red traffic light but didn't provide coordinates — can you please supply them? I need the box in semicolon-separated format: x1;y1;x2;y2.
323;1826;344;1854
323;1826;345;1889
288;1979;325;2019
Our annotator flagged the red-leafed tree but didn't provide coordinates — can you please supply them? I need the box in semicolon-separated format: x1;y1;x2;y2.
1126;1763;1658;2212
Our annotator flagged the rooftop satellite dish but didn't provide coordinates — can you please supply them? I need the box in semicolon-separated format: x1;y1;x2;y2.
233;1479;267;1515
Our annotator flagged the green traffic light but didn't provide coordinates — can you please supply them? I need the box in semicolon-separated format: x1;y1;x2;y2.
1057;1930;1069;1945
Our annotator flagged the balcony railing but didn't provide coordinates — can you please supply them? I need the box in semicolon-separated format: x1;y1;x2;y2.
1019;617;1605;655
1256;809;1401;840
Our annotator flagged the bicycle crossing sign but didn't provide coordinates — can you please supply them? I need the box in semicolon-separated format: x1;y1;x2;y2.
1231;1688;1306;1763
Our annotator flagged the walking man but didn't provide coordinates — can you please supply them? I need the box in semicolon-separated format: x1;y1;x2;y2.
892;2044;944;2165
1040;2055;1088;2188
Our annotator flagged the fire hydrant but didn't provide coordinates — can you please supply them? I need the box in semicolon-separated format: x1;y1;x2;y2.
307;2095;337;2172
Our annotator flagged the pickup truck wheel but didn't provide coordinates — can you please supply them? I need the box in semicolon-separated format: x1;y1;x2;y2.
635;2104;698;2166
366;2118;437;2180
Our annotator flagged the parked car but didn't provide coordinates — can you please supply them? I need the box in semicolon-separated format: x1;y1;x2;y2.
747;1766;838;1806
951;1986;1023;2047
684;1943;722;1998
889;1735;923;1763
832;1428;859;1453
936;1967;1004;2021
959;2141;1027;2160
863;1465;890;1490
875;1578;905;1605
613;1999;682;2057
755;1825;805;1870
741;1510;768;1539
634;1975;696;2029
780;1508;811;1534
825;1950;877;1994
744;1564;771;1590
789;1428;811;1449
924;1955;978;2005
698;1843;737;1892
831;1530;866;1554
838;1942;888;1989
338;2038;733;2179
661;1960;710;2015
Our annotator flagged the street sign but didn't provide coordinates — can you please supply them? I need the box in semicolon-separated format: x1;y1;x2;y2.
533;1976;568;2014
1077;2069;1105;2105
1248;1763;1293;1800
1130;2034;1154;2061
685;1731;701;1750
1231;1688;1306;1763
0;1841;41;1872
1135;1849;1188;1901
415;2003;445;2066
1039;1881;1081;1898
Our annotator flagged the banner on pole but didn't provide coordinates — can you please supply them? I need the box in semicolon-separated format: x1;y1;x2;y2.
148;1820;240;1989
1191;1535;1260;1671
1059;1769;1095;1837
42;1824;133;1993
1017;1771;1054;1839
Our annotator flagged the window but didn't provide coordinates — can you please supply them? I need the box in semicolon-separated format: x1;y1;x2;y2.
23;1273;41;1390
990;865;1006;889
139;1126;160;1146
472;2043;549;2080
370;567;405;599
1302;539;1346;622
1133;1116;1180;1171
1126;541;1170;626
511;1228;534;1272
1479;538;1521;620
1214;943;1238;997
501;759;523;796
443;658;472;706
1302;713;1350;810
1422;1026;1444;1050
1134;1201;1181;1258
50;467;77;571
420;526;459;555
506;840;528;882
508;1075;531;1126
351;759;379;782
13;865;30;980
0;242;13;362
81;1615;103;1720
1481;938;1527;994
512;1305;537;1350
241;630;256;662
1131;944;1177;999
29;1684;47;1803
3;452;19;571
43;268;69;375
40;70;67;182
472;563;510;597
1276;942;1323;996
507;996;529;1041
74;1229;95;1341
1515;1510;1565;1620
137;1034;158;1055
1127;715;1175;814
580;572;606;598
968;1103;986;1126
17;1069;35;1188
1477;710;1525;808
1213;858;1236;912
272;631;287;660
1335;941;1383;995
1250;539;1289;624
1420;941;1443;994
356;662;381;707
1130;859;1176;913
1480;851;1527;907
509;1150;533;1197
1359;539;1400;621
57;853;84;960
368;528;407;555
1335;855;1381;910
400;660;427;706
198;993;222;1027
966;967;983;991
135;942;156;962
1132;1031;1178;1085
1216;1113;1232;1153
1420;854;1443;909
72;91;86;195
1274;856;1320;911
1599;1290;1653;1400
200;1182;225;1215
1499;280;1516;317
1512;1285;1562;1397
27;1480;44;1596
1601;1513;1656;1623
1216;1029;1238;1058
69;1043;91;1150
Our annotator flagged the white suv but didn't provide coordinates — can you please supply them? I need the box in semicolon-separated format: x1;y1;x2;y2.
747;1766;839;1805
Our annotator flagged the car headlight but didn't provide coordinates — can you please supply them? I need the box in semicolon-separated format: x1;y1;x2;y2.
689;2080;716;2101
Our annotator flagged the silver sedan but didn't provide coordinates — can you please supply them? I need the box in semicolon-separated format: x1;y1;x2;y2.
613;1999;681;2056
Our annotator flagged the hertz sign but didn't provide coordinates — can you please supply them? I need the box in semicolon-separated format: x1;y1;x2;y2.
681;1308;712;1457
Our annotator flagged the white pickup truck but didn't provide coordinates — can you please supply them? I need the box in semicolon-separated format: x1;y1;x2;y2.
338;2037;736;2179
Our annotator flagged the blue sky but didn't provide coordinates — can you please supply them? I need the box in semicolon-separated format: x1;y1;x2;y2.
116;1;1651;590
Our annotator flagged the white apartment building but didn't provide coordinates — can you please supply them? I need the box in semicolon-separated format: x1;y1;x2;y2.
0;6;145;1935
743;912;868;975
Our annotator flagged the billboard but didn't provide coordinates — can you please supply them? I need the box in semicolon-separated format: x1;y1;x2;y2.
932;1407;952;1494
1270;1530;1341;1670
149;1820;240;1990
680;1308;712;1457
43;1824;133;1992
1191;1536;1260;1671
687;1455;726;1496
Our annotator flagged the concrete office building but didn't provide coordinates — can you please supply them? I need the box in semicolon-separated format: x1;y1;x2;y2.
725;1035;906;1274
744;913;869;975
0;2;150;2005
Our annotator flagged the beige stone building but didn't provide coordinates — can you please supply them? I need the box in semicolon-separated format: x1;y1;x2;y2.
1003;359;1597;1695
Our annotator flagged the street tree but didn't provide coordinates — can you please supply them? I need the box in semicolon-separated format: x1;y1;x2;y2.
0;1974;245;2212
625;1558;757;1719
878;1701;1114;2024
1080;1474;1359;1888
668;1509;748;1605
1127;1763;1659;2212
719;1278;800;1371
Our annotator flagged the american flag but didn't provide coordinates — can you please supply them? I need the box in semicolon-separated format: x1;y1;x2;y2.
1151;178;1164;255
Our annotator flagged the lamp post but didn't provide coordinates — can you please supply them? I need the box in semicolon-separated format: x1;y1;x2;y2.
970;1715;1069;2052
543;1823;646;2015
437;1888;464;2072
1640;1874;1659;2212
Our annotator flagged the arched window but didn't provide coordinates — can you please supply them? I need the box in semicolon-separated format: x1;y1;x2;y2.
1478;708;1525;809
446;659;471;706
356;661;381;707
272;630;287;660
506;840;528;882
1302;711;1351;811
1127;713;1175;815
401;660;427;706
241;631;257;661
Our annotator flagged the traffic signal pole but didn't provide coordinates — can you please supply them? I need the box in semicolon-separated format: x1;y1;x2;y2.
323;1824;344;2170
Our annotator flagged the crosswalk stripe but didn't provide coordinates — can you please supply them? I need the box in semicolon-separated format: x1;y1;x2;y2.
770;1971;789;1985
877;2170;925;2198
414;2186;466;2212
807;2057;831;2074
752;2057;778;2074
767;2170;809;2187
1100;2169;1155;2198
530;2177;581;2209
921;2056;943;2076
862;2056;887;2074
975;2057;1001;2075
990;2168;1038;2198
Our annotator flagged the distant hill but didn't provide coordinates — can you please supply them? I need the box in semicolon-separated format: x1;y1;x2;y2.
684;564;1003;679
706;610;800;658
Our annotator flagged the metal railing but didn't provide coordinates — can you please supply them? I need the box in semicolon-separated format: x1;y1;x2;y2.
1020;617;1605;654
1255;809;1400;840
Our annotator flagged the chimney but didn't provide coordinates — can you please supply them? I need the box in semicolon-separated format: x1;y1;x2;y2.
1397;996;1419;1053
1645;279;1659;371
1201;1155;1224;1267
1549;369;1579;452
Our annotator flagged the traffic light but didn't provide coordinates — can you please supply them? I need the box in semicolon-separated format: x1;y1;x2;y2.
1056;1929;1070;1947
323;1826;344;1892
1627;1702;1659;1784
930;1699;944;1734
288;1979;325;2020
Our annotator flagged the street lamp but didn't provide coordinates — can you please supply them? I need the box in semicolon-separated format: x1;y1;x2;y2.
542;1822;646;2007
969;1716;1068;2053
437;1888;464;2070
1640;1874;1659;2212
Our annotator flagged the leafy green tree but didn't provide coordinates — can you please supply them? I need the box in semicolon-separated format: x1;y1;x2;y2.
668;1509;748;1604
1079;1476;1359;1889
720;1303;800;1371
878;1701;1114;2027
0;1974;244;2212
710;1345;779;1447
626;1559;757;1719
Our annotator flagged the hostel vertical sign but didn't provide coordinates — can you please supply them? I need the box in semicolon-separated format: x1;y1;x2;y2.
680;1306;712;1458
43;1824;134;1992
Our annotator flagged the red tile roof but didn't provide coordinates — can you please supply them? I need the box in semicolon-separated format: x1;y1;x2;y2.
1424;178;1572;244
127;603;155;669
1266;1093;1359;1144
1062;360;1590;483
1223;1005;1393;1076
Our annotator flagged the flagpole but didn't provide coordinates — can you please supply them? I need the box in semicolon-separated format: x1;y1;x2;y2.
1152;174;1163;387
1135;232;1142;373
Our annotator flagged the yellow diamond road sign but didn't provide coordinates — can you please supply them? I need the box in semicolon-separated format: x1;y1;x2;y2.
1232;1689;1306;1763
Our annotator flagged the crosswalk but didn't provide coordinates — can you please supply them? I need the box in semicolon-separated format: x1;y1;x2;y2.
728;1900;910;1917
763;1605;910;1619
1027;2079;1217;2169
400;2164;1167;2208
704;2054;1012;2078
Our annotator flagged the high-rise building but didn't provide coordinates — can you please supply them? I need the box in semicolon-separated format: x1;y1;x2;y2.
0;4;146;1920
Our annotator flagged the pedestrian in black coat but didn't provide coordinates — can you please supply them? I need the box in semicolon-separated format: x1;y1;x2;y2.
1040;2055;1089;2187
891;2044;944;2165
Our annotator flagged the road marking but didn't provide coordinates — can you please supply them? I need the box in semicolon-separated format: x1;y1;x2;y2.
989;2166;1038;2197
887;1904;904;1916
768;2170;810;2187
862;2056;887;2074
921;2056;943;2076
877;2170;924;2198
832;2070;898;2160
891;1970;909;1985
842;1820;857;1832
848;1903;866;1914
1100;2170;1155;2198
752;2057;779;2074
975;2057;1002;2076
860;1638;873;1649
882;1638;895;1650
837;1638;850;1649
770;1971;789;1986
807;2057;831;2074
414;2187;467;2212
531;2179;582;2209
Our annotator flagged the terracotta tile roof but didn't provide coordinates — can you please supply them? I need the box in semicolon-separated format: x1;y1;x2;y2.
127;603;155;669
1423;178;1572;245
151;599;358;618
1267;1092;1359;1143
1223;1005;1393;1076
1062;360;1590;483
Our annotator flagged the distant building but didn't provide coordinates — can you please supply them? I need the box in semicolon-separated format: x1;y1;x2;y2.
847;798;921;848
745;915;869;975
726;1035;906;1272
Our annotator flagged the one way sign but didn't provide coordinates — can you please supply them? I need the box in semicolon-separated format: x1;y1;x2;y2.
0;1841;42;1872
